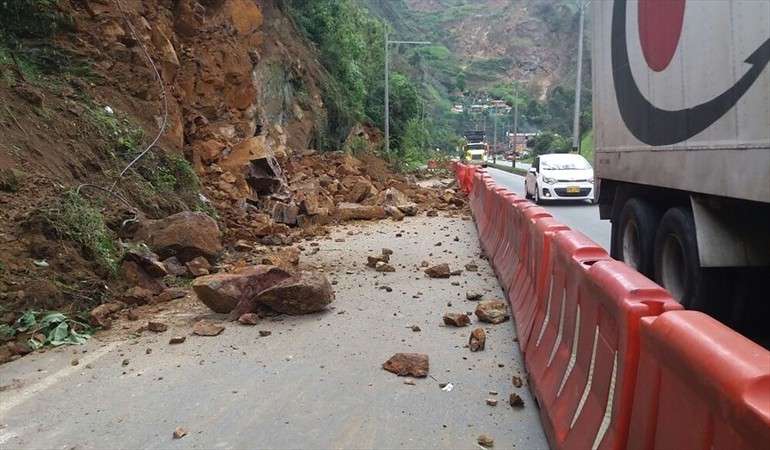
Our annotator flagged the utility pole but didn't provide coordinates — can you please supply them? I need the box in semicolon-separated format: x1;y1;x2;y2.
572;0;591;154
513;83;519;168
383;30;430;155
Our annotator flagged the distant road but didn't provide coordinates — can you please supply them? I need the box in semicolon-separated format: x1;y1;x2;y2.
486;167;611;250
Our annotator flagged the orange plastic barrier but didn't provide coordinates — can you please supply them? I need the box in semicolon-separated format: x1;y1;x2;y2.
627;311;770;450
526;255;682;450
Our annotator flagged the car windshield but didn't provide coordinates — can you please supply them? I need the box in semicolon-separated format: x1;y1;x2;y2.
541;155;591;170
467;144;486;150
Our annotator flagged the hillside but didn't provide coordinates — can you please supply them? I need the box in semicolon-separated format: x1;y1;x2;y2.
364;0;583;100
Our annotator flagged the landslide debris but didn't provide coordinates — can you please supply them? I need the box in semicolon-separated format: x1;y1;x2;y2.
383;353;429;378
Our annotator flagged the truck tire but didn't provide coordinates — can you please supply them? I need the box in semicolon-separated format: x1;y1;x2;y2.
654;207;721;310
615;198;661;277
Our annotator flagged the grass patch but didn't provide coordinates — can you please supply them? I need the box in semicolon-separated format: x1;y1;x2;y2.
38;191;122;275
489;162;528;177
580;129;594;163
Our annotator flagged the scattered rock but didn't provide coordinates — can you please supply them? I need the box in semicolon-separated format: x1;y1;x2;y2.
127;309;139;321
152;288;188;304
7;341;32;356
336;203;387;221
375;262;396;273
509;393;525;408
466;291;483;301
450;269;463;276
442;312;470;327
133;211;223;263
193;265;292;314
147;321;168;333
162;257;188;276
193;320;224;336
477;434;494;448
384;206;405;221
512;376;523;388
238;313;259;325
382;248;394;256
475;300;510;324
382;353;429;378
120;286;155;306
426;210;438;217
464;263;478;272
367;255;389;268
425;263;451;278
89;302;125;329
123;246;167;278
169;336;186;345
254;271;334;315
486;398;498;406
403;379;416;386
258;330;271;337
185;256;211;277
410;325;421;332
469;328;486;352
173;427;187;439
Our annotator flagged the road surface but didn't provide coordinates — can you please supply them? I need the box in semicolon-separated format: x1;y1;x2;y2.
0;216;548;450
487;167;611;249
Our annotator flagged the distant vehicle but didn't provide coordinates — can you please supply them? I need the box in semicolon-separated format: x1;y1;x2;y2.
463;130;488;167
524;153;594;203
592;0;770;309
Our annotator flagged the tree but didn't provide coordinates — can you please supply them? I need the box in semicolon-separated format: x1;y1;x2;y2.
528;132;571;156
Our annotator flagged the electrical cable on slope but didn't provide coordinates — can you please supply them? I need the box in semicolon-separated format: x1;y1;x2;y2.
76;0;169;211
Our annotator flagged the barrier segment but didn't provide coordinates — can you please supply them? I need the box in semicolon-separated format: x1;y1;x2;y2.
527;257;682;450
627;311;770;450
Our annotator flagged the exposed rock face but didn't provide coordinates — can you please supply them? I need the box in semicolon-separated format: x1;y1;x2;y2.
382;353;429;377
254;271;334;315
134;212;223;263
193;265;292;313
475;300;510;324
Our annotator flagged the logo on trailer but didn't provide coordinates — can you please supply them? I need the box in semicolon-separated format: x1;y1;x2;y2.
612;0;770;146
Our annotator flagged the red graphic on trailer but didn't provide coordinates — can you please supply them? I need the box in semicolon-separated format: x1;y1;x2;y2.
638;0;686;71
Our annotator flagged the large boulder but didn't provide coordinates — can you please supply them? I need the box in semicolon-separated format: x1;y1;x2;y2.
376;187;419;216
134;211;223;263
341;176;377;203
193;265;292;314
335;203;387;221
254;271;334;315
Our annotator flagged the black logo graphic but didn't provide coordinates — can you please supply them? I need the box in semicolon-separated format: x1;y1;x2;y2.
612;0;770;146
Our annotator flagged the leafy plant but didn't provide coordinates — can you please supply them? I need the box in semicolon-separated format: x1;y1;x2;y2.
4;310;93;348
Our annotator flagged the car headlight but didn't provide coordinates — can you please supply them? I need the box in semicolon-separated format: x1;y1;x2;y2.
542;176;557;185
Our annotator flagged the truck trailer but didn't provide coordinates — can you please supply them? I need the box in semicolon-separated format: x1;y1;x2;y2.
592;0;770;315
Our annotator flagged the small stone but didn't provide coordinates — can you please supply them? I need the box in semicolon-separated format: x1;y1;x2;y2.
193;320;224;336
169;336;186;345
403;379;416;386
238;313;259;325
466;291;483;301
509;393;525;408
71;359;79;366
127;309;139;321
375;261;396;273
469;328;486;352
512;376;523;388
147;321;168;333
475;300;510;324
464;263;478;272
122;359;130;367
486;398;498;406
477;434;494;448
425;263;451;278
442;312;470;327
410;325;421;332
259;330;271;337
185;256;211;277
383;353;429;378
382;248;393;256
146;348;152;355
173;427;187;439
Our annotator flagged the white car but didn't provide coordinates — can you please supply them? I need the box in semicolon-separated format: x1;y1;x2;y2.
524;153;595;203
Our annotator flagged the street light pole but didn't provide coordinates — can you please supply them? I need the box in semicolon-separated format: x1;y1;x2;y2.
572;0;590;154
383;34;431;155
513;83;519;168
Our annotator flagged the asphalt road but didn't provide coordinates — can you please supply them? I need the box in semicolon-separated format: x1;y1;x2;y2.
487;167;611;250
0;216;548;450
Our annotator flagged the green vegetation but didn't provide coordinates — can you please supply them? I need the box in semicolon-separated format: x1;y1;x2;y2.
39;191;122;275
0;310;93;348
580;129;594;162
527;131;572;156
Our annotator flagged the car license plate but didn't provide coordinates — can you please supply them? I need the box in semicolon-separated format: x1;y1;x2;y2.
566;186;580;193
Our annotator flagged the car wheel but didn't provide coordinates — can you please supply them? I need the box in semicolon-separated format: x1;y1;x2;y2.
614;198;661;278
